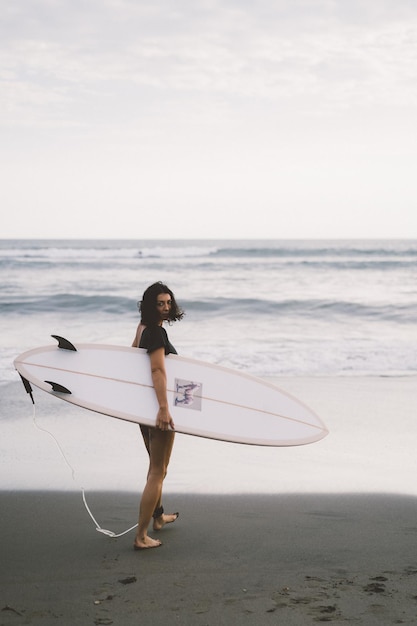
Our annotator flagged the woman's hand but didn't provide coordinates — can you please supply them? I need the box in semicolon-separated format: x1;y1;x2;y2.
156;406;175;431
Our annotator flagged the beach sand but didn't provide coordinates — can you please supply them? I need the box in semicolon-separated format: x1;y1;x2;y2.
2;375;417;624
1;490;417;625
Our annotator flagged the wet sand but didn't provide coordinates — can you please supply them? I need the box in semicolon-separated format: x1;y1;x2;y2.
1;490;417;625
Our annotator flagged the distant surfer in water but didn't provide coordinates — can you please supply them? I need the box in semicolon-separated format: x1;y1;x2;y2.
131;282;184;550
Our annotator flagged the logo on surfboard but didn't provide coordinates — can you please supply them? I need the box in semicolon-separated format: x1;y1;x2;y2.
174;379;202;411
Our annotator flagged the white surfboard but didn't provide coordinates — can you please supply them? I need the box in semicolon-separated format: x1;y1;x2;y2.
14;336;328;447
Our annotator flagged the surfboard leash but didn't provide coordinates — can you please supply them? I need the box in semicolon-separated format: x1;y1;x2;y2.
30;403;138;538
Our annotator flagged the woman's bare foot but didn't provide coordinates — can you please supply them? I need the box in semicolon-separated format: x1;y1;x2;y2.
153;512;179;531
133;535;162;550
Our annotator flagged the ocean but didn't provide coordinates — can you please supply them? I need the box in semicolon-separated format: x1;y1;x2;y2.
1;238;417;495
1;238;417;384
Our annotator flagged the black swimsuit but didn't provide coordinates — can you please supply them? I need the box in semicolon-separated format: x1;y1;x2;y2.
139;325;177;355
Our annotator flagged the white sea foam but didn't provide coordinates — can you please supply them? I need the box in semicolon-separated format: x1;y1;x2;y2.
2;238;417;385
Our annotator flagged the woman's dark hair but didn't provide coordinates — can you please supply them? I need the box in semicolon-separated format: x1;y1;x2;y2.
138;282;184;326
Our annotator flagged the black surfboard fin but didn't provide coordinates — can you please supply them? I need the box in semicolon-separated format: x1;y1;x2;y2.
19;374;35;404
45;380;72;394
52;335;77;351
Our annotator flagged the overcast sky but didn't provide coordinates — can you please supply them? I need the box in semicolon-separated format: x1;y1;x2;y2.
2;0;417;239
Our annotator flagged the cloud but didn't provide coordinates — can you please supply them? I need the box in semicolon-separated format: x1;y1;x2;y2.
2;0;417;130
2;0;417;238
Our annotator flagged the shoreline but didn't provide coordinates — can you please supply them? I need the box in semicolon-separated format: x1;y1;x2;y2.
2;375;417;496
1;490;417;625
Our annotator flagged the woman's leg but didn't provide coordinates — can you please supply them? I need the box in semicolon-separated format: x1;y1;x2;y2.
134;429;175;549
152;432;178;530
139;425;177;528
139;424;151;454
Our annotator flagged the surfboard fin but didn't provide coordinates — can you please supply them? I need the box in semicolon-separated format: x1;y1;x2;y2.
19;374;35;404
51;335;77;351
45;380;72;394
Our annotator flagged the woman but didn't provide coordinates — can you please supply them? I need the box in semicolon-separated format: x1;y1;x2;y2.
131;282;184;549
